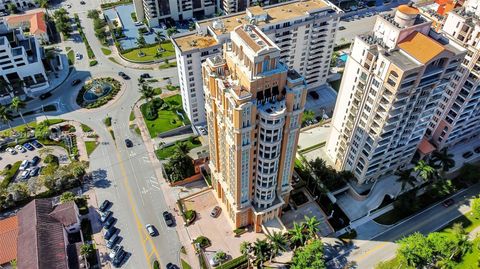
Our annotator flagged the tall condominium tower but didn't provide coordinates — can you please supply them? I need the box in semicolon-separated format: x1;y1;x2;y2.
326;4;465;184
426;0;480;149
133;0;215;27
204;24;307;232
173;0;341;124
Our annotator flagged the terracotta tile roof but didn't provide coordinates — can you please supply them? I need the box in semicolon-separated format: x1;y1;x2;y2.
0;216;18;265
398;32;446;64
17;199;69;269
49;201;78;227
5;11;47;35
418;138;436;155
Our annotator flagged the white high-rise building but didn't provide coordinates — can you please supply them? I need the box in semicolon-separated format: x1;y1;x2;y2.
0;21;49;104
134;0;216;27
172;0;342;124
426;0;480;149
326;4;465;184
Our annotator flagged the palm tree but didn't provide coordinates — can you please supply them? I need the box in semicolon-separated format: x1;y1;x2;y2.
155;31;166;51
414;160;436;181
0;105;14;133
9;97;28;128
166;27;179;38
395;168;417;191
139;84;154;101
240;241;250;256
289;222;306;249
174;141;189;155
267;231;287;261
80;243;94;257
135;31;147;54
252;239;271;267
430;148;455;174
303;216;320;239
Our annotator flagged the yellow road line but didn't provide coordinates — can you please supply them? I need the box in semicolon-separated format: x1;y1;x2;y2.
148;250;156;259
113;141;162;267
356;242;388;261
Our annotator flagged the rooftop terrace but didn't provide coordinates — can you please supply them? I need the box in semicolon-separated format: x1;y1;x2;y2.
173;32;219;52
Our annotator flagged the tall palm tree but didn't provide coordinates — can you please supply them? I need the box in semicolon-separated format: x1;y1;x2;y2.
0;105;14;133
303;216;320;240
252;239;271;267
289;222;306;249
395;168;417;191
155;31;166;51
166;27;179;38
266;231;287;261
10;97;28;128
135;31;147;54
174;141;189;155
414;160;436;181
430;148;455;173
139;84;154;101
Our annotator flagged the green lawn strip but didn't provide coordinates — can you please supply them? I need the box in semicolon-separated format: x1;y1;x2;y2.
81;124;93;132
66;46;72;51
155;137;201;160
121;42;175;62
101;47;112;55
67;50;75;65
85;141;98;156
298;141;326;154
0;119;65;137
100;0;132;9
0;161;22;188
181;259;192;269
129;111;135;121
215;255;248;269
159;62;177;69
108;57;121;65
140;95;188;137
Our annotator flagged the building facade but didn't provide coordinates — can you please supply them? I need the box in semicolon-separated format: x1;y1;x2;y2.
326;4;465;184
0;21;49;104
426;0;480;149
134;0;216;27
173;0;341;124
204;24;307;232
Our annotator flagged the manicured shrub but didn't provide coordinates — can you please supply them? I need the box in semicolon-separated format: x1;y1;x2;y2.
145;103;158;120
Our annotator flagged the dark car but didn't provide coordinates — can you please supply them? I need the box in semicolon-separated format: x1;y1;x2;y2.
112;248;126;267
31;156;40;166
442;198;455;207
163;211;174;227
474;146;480;154
167;263;180;269
106;233;120;249
99;200;111;212
140;73;151;79
39;92;52;100
104;226;117;240
103;217;116;229
210;206;221;218
463;151;473;159
80;0;86;4
118;72;130;80
125;139;133;148
23;143;34;151
118;71;126;77
71;79;81;86
31;140;43;148
100;210;113;222
29;166;40;177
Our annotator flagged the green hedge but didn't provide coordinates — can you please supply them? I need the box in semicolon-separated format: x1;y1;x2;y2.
89;60;98;66
100;0;132;9
193;236;211;248
0;161;21;188
216;255;248;269
74;14;96;60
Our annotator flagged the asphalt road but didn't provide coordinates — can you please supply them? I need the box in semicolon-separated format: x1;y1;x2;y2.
326;183;480;269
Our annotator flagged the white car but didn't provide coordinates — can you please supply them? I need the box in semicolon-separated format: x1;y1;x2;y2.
134;21;143;26
19;160;30;171
6;147;17;155
75;53;82;60
15;145;26;153
145;224;155;236
20;170;30;180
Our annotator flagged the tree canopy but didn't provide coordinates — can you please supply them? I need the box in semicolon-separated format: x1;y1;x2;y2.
291;240;326;269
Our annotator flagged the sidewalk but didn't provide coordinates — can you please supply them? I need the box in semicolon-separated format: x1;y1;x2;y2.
132;101;201;268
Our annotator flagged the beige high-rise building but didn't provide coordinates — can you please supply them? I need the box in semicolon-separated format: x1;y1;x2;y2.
326;4;465;184
204;24;307;232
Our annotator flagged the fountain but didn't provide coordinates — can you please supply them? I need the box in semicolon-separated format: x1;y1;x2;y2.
83;80;113;102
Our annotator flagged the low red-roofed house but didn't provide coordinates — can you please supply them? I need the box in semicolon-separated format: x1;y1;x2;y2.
5;11;49;43
0;216;18;267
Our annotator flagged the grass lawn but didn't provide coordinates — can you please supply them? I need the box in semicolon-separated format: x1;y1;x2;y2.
159;62;177;69
155;137;201;160
81;124;93;132
140;94;189;138
85;141;98;156
67;50;75;65
66;46;72;51
129;111;135;121
121;41;175;62
0;119;65;137
108;57;121;65
101;47;112;55
181;259;192;269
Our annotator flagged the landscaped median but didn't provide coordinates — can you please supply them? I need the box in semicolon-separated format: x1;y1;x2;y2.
155;136;201;160
120;42;175;63
76;77;122;109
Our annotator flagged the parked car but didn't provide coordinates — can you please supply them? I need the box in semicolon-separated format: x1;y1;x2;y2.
134;21;143;26
166;263;180;269
103;217;116;230
29;166;40;177
106;233;120;249
31;140;43;148
80;0;86;4
112;248;126;267
125;139;133;148
19;160;30;171
118;72;130;80
100;210;113;222
104;226;117;240
39;92;52;100
109;245;123;259
474;146;480;154
162;211;174;227
462;151;473;159
210;206;221;218
145;224;156;236
99;200;111;212
442;198;455;207
140;73;151;79
75;53;82;60
20;170;30;180
23;143;34;151
15;145;26;153
71;79;82;86
6;147;17;155
31;156;40;166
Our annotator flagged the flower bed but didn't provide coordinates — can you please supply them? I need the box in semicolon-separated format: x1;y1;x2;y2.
76;77;121;109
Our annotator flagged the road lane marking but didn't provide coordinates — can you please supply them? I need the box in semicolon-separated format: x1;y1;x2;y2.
355;242;388;262
148;250;156;259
